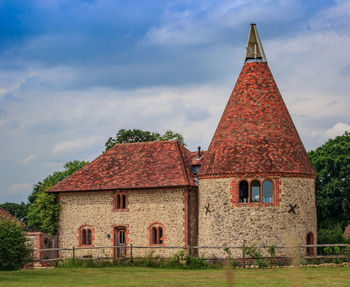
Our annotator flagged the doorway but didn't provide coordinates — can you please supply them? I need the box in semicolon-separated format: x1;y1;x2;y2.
306;232;314;256
114;226;126;258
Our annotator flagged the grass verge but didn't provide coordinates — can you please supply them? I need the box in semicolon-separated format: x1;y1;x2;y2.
1;266;350;286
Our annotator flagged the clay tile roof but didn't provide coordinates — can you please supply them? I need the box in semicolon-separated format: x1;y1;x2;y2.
49;140;196;192
198;62;316;178
0;207;25;227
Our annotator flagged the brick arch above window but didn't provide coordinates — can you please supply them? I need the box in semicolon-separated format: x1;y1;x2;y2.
147;222;166;246
230;177;281;207
77;224;95;247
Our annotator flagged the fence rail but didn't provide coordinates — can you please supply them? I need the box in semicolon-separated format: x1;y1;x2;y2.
30;243;350;268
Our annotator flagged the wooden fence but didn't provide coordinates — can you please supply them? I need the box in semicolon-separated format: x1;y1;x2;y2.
31;243;350;268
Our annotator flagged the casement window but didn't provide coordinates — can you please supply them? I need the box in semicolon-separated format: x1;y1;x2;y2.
79;226;94;246
148;223;165;245
238;179;274;204
239;180;249;203
113;191;128;211
262;180;273;203
251;180;260;202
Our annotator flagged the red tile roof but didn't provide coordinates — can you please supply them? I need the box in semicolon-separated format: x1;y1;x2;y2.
199;62;316;178
49;141;196;192
0;207;24;226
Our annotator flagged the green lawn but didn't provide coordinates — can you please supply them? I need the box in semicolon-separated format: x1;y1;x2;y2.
1;266;350;287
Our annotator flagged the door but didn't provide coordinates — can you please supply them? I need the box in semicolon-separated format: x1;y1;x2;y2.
114;226;126;258
306;232;314;256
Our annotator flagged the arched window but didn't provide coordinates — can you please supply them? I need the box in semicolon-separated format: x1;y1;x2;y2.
122;194;126;209
117;194;121;209
149;223;165;245
251;180;260;202
306;232;314;256
262;180;273;203
113;192;128;211
79;225;94;246
239;181;249;203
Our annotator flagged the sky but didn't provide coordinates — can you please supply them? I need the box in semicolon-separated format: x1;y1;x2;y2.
1;0;350;203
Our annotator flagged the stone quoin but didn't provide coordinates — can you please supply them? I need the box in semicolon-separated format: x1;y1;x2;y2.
49;24;317;259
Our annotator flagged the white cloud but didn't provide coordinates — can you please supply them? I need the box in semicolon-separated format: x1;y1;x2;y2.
325;122;350;139
52;137;97;155
22;154;36;165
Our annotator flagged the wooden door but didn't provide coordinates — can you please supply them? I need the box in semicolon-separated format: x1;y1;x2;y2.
114;227;126;258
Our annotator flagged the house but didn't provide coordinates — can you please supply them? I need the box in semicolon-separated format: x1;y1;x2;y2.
49;24;317;259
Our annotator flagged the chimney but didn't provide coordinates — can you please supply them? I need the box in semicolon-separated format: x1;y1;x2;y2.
197;146;201;159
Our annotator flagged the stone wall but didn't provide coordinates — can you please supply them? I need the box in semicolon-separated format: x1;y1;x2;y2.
58;188;190;258
197;177;317;258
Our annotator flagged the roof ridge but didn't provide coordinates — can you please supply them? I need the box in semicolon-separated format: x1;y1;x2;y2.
174;141;192;186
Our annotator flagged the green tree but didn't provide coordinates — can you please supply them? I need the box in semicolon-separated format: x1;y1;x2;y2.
27;160;88;234
308;131;350;229
105;129;185;150
0;202;28;224
0;219;31;270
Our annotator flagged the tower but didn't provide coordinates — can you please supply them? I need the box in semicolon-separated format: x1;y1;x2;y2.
197;24;317;256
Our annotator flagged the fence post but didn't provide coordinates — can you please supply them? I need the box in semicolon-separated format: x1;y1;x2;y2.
298;243;301;266
188;245;191;256
72;246;75;262
242;242;246;269
130;244;133;261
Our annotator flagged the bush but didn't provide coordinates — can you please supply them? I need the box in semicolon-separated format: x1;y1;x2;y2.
318;225;345;244
0;219;32;270
255;259;269;268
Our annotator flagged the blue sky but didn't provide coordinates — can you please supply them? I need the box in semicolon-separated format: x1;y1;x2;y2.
1;0;350;203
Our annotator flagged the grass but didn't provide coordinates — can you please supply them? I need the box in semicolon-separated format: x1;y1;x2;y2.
1;266;350;286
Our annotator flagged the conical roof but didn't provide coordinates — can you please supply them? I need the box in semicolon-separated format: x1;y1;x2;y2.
198;26;315;179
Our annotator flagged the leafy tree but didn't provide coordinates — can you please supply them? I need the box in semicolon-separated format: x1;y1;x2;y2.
0;202;28;224
0;218;31;270
27;160;88;234
105;129;185;150
308;131;350;229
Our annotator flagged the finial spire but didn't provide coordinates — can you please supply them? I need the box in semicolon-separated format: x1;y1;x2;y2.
245;24;267;62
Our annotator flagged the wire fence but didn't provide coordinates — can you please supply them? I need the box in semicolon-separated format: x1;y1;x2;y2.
30;243;350;268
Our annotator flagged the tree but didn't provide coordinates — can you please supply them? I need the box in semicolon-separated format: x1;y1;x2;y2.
27;160;88;234
308;131;350;229
0;218;31;270
105;129;186;150
0;202;28;224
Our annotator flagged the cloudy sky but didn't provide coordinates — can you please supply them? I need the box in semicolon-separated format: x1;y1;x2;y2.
1;0;350;203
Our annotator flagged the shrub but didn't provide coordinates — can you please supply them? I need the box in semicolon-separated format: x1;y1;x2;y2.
0;219;32;270
255;259;269;268
185;255;210;269
318;225;344;244
244;246;262;259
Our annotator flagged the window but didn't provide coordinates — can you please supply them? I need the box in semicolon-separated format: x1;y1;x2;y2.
113;192;128;211
149;223;165;245
263;180;273;203
237;179;274;204
251;180;260;202
239;181;249;203
79;226;94;246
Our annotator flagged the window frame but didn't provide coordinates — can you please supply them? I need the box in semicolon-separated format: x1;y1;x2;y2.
235;178;276;206
78;225;94;247
148;222;166;246
112;191;129;212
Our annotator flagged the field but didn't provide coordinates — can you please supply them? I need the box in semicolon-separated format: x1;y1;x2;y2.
1;266;350;286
